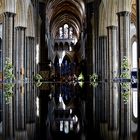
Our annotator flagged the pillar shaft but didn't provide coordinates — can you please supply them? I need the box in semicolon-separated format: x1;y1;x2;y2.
15;27;26;81
107;26;119;130
26;37;35;81
117;11;131;139
99;36;107;123
136;0;140;137
2;12;15;139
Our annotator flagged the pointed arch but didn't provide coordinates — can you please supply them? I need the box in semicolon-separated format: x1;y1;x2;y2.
0;0;4;14
62;55;71;64
54;55;59;67
99;1;107;36
106;0;117;26
26;3;35;37
15;0;27;27
118;0;131;12
4;0;16;13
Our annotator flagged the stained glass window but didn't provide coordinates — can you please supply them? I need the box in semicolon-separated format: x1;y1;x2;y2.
58;24;73;39
64;24;68;39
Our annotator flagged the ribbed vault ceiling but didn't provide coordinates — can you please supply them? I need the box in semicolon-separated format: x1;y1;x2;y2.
46;0;86;39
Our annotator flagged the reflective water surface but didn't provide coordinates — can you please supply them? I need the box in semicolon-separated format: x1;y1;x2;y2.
0;80;138;140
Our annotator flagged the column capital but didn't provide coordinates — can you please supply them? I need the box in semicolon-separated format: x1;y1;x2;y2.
106;26;118;30
116;11;130;17
99;35;107;39
15;26;26;30
26;36;35;39
3;12;16;17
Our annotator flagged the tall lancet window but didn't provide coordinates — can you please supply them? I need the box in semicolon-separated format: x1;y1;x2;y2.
69;27;73;39
59;27;63;39
64;24;68;39
58;24;74;39
131;41;138;119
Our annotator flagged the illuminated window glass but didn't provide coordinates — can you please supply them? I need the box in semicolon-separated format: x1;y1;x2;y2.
133;91;138;118
132;41;137;68
64;24;68;39
132;41;138;118
69;27;73;39
59;27;63;39
58;24;74;39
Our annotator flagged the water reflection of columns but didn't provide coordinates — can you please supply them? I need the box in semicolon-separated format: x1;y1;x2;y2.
2;12;15;139
26;37;36;139
15;83;27;139
26;83;36;139
117;11;131;139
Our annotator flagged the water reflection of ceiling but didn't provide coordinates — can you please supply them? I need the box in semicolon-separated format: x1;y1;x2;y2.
46;0;86;39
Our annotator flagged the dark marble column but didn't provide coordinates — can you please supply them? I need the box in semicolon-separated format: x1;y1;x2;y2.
117;11;131;139
107;26;119;130
14;26;27;139
98;36;107;123
26;37;35;81
2;12;15;65
2;12;15;140
15;26;26;81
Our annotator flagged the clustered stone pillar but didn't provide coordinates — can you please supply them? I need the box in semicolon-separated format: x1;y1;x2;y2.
98;36;107;123
14;26;27;138
26;37;35;81
117;11;131;139
15;26;26;81
107;26;119;130
2;12;15;139
136;0;140;137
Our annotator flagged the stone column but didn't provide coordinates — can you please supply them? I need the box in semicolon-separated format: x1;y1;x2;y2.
107;26;119;130
14;26;27;139
98;36;107;123
2;12;15;140
26;37;35;81
117;11;131;139
136;0;140;137
15;26;26;81
2;12;15;66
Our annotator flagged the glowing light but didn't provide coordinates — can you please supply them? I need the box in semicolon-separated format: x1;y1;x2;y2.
36;44;39;64
132;42;137;68
133;91;138;118
36;97;39;117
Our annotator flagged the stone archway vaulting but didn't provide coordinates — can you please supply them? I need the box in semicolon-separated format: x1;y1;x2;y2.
27;3;35;37
15;0;28;27
106;0;117;26
99;1;107;36
118;0;131;12
4;0;16;13
46;0;86;40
